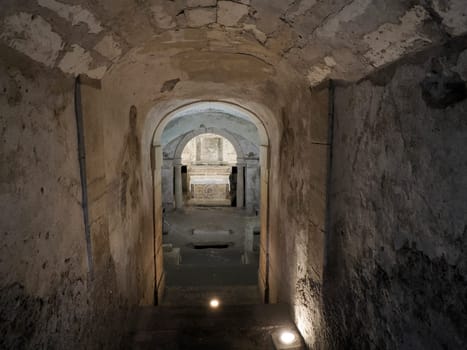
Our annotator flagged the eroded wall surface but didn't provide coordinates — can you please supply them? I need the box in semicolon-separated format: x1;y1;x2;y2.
276;85;330;348
2;0;466;89
80;83;155;307
0;52;126;348
326;41;467;349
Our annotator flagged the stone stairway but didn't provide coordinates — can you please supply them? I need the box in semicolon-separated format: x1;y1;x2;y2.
130;303;303;350
165;264;259;286
162;285;261;306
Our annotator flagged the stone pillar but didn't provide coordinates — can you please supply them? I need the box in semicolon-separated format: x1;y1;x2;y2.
242;216;259;264
174;164;183;209
237;164;244;208
161;160;174;209
217;137;223;161
196;138;201;162
245;161;259;213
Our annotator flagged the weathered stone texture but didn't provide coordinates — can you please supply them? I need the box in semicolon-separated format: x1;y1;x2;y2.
0;13;64;67
186;0;217;7
325;44;467;349
277;85;330;348
37;0;103;34
1;0;467;87
0;51;132;349
217;1;249;27
94;35;122;61
185;7;217;27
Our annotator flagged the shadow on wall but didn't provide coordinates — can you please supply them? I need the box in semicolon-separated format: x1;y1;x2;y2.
0;241;127;349
323;41;467;349
119;105;142;220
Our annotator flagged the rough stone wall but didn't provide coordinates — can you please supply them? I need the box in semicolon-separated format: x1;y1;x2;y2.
0;52;126;348
325;41;467;349
276;85;330;348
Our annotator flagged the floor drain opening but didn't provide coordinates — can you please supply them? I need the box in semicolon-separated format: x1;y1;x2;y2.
192;242;231;249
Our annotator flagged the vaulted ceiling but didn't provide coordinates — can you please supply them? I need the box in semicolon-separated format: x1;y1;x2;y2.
1;0;466;87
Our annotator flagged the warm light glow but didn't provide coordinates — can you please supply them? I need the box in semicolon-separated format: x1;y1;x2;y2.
209;298;220;308
279;331;296;345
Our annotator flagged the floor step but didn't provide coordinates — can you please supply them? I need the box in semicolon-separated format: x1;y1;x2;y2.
130;304;303;350
135;304;292;330
132;326;283;350
162;285;261;306
165;264;258;286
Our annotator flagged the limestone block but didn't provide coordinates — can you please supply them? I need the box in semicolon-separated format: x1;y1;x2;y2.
284;0;315;22
315;0;372;39
217;1;249;27
363;6;431;68
324;56;336;67
185;8;217;27
186;0;217;7
151;5;177;29
58;44;107;79
432;0;467;36
192;184;229;200
307;64;331;87
94;35;122;61
58;44;92;75
38;0;103;34
86;66;107;79
0;13;64;67
243;24;267;44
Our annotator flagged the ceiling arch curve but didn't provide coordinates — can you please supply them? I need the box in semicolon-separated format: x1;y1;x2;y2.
172;127;246;165
151;101;269;148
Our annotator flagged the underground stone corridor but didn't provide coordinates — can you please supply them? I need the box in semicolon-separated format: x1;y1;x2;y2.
1;1;467;349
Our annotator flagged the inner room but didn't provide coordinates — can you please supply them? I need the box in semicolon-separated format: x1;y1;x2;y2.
159;109;262;305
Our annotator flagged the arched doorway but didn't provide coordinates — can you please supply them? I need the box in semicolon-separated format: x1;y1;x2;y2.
165;127;251;209
149;101;270;305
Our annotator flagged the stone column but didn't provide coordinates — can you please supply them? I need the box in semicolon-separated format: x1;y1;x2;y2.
237;164;244;208
161;160;174;209
174;164;183;209
242;216;259;264
217;137;223;161
245;161;259;213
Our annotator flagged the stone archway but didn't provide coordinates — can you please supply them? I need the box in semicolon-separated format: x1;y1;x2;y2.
170;127;248;209
149;101;271;304
173;127;246;162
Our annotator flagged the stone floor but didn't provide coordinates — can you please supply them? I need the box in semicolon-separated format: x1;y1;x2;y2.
162;207;260;306
186;198;232;206
163;206;256;249
162;286;261;306
131;304;304;350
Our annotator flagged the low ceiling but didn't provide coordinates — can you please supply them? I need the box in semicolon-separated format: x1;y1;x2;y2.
1;0;466;87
